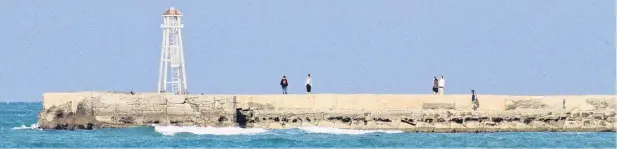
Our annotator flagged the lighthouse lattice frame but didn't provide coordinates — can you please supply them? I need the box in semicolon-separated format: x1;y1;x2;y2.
157;7;188;95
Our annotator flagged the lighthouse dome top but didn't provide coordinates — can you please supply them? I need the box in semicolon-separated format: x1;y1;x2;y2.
163;7;182;16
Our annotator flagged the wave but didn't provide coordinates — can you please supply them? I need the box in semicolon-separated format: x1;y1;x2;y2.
12;123;41;130
151;125;402;136
152;125;268;135
298;127;404;135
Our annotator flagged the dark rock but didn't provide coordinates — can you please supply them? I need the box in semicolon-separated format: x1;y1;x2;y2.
55;110;64;119
218;116;228;122
436;118;446;123
401;119;416;126
328;116;343;121
464;117;478;122
451;118;464;124
119;117;135;124
146;120;161;124
492;117;503;123
376;118;391;122
523;117;535;124
86;123;94;130
342;117;351;123
424;118;434;123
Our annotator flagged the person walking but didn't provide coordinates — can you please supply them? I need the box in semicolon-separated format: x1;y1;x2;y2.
438;76;445;95
305;74;312;94
280;76;289;94
432;77;439;94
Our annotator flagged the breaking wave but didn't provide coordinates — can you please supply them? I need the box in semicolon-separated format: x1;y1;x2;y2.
152;125;268;135
12;123;40;130
151;125;403;135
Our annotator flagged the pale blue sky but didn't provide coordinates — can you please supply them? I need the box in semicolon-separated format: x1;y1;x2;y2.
0;0;614;101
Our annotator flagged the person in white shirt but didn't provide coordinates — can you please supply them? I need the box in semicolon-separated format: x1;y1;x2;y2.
438;76;445;95
305;74;312;94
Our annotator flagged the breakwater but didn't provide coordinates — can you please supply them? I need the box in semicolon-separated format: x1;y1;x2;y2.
37;92;616;132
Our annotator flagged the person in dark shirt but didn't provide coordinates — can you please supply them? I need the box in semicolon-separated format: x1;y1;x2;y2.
305;74;312;94
280;76;289;94
432;77;439;94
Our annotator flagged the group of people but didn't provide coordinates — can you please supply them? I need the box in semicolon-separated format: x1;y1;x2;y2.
432;76;446;95
431;76;479;110
279;74;478;110
279;74;312;94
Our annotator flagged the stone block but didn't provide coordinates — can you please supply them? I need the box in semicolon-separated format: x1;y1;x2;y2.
354;95;385;110
433;123;450;129
301;122;317;127
317;121;335;127
398;122;416;129
422;103;455;110
564;121;583;129
334;95;356;110
268;123;283;129
284;121;302;128
334;122;351;129
167;104;196;115
167;96;186;104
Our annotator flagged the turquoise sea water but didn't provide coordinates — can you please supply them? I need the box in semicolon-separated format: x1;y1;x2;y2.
0;102;615;148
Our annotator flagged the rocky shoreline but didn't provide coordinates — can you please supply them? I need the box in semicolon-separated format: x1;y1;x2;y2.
38;92;616;132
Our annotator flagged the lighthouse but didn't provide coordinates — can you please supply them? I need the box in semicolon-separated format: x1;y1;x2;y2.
157;7;188;95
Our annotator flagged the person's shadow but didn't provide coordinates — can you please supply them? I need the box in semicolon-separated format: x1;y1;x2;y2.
473;99;480;110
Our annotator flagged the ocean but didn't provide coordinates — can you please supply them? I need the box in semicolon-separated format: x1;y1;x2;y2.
1;102;615;148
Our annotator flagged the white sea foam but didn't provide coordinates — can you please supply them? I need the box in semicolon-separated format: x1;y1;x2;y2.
12;123;41;130
152;125;268;135
297;126;403;135
151;124;403;135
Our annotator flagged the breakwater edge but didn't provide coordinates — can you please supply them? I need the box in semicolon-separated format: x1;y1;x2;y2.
38;92;616;132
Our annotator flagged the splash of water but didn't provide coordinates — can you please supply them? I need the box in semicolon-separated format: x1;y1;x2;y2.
11;123;41;130
152;125;268;135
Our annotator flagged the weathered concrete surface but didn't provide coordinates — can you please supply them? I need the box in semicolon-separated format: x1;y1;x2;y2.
38;92;236;130
38;92;616;132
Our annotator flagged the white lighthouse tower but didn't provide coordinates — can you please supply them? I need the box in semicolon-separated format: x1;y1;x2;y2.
158;7;188;95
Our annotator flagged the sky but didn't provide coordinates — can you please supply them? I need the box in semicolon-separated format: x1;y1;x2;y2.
0;0;614;101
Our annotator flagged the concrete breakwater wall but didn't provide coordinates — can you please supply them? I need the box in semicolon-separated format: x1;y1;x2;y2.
38;92;616;132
